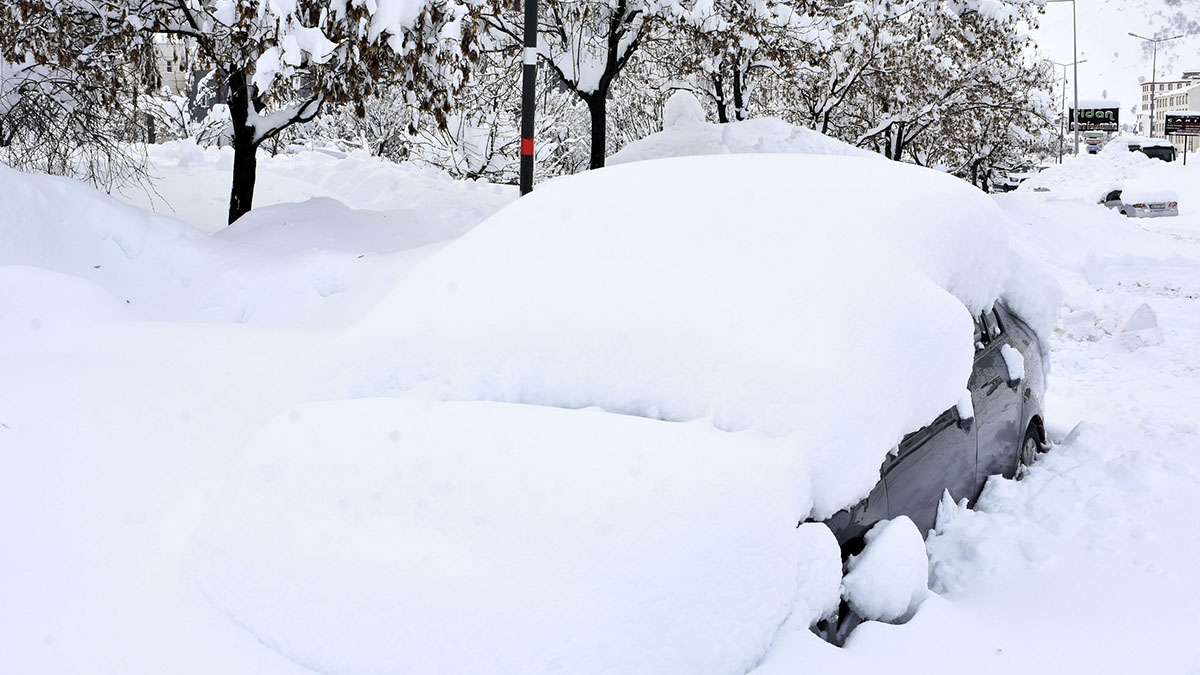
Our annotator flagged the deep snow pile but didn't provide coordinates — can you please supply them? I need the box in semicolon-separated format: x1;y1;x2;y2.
333;154;1028;517
121;140;514;234
608;92;878;166
1018;138;1194;204
195;399;841;675
195;152;1040;674
1;154;510;328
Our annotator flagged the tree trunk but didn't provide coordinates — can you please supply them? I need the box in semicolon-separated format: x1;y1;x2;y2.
732;69;746;122
584;92;607;170
227;69;258;225
713;76;729;124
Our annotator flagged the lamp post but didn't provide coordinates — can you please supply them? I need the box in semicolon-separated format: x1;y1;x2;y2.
1046;0;1080;155
1129;32;1184;138
1053;59;1086;163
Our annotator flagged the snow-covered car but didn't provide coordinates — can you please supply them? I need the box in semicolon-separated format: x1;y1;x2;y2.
198;153;1059;669
1104;135;1178;162
994;164;1046;192
1101;186;1179;218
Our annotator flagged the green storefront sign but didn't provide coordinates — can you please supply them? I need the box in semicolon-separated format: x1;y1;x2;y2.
1070;107;1119;132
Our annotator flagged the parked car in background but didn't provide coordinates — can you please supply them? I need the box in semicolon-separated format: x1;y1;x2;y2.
994;164;1046;192
1104;135;1177;162
822;302;1046;554
1101;185;1179;218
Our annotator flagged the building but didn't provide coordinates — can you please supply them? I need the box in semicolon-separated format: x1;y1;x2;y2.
1152;82;1200;155
1136;73;1200;136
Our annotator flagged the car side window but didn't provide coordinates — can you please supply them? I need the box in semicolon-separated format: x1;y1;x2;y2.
1105;190;1122;202
981;309;1002;340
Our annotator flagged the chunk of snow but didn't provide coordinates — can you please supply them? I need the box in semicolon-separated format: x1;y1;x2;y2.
1000;343;1025;382
1117;303;1163;350
841;517;929;623
663;90;706;128
955;389;974;421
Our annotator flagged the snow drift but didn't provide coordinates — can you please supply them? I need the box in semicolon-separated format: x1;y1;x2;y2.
333;153;1023;515
609;93;878;165
194;398;842;675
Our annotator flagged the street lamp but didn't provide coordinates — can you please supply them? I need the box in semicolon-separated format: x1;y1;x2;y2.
1129;32;1185;138
1046;0;1080;155
1053;59;1086;163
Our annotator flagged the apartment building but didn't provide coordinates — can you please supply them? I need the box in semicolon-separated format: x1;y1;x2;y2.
1136;72;1200;135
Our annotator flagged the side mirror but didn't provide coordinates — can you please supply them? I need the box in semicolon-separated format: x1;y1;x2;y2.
955;408;974;431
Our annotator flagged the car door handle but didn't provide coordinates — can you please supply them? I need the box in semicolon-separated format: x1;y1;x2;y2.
984;377;1003;395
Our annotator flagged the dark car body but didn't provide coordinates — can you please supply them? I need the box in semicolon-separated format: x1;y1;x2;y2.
822;302;1045;553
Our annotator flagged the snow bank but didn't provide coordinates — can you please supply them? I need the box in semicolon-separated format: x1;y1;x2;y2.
608;116;879;165
1017;143;1184;203
194;398;838;675
841;517;928;623
2;155;510;329
336;153;1014;517
123;140;515;235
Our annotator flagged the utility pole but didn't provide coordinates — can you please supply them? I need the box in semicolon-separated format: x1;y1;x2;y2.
1047;0;1080;154
519;0;537;195
1053;60;1086;163
1129;32;1184;137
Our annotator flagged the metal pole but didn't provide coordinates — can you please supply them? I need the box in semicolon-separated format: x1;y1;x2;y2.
1149;42;1158;137
519;0;537;195
1059;69;1066;163
1071;0;1079;155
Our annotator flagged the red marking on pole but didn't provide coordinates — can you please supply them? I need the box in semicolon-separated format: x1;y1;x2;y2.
521;138;534;156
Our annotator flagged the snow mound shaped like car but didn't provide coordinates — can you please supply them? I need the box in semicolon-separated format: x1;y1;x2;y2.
198;154;1055;674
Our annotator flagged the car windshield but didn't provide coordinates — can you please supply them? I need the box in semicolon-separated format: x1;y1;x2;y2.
1140;146;1175;162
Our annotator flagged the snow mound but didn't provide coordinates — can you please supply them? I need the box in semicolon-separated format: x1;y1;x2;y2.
841;517;929;623
194;397;834;675
608;116;879;165
336;153;1017;516
1;159;507;329
663;90;707;128
1017;144;1183;203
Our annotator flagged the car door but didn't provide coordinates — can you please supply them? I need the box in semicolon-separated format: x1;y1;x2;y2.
971;308;1024;492
882;403;978;535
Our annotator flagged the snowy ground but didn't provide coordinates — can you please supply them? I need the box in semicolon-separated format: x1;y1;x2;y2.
3;147;1200;673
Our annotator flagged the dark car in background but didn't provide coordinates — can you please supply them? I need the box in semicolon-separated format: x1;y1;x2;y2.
823;302;1046;554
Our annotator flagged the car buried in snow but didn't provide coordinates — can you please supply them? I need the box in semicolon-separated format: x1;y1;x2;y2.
1101;186;1179;218
820;302;1047;556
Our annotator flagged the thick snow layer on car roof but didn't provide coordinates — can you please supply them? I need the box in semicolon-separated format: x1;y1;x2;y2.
1103;134;1174;149
1119;183;1179;204
194;398;844;675
335;153;1015;515
607;95;878;165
